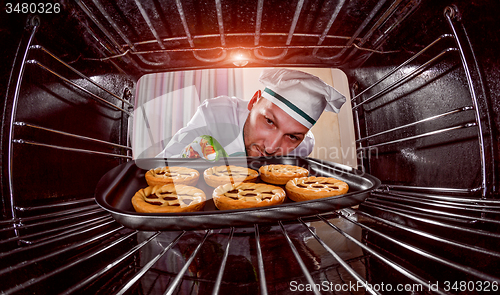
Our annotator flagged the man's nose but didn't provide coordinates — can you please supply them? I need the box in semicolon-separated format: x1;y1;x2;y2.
265;135;282;155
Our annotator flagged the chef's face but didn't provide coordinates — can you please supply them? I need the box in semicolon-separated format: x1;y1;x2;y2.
243;92;309;157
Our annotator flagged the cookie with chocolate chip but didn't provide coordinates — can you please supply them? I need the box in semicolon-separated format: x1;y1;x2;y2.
285;176;349;202
145;166;199;186
212;182;285;210
203;165;259;187
132;184;206;213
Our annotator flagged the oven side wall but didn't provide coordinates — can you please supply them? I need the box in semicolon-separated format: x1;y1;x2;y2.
343;0;500;198
0;12;136;220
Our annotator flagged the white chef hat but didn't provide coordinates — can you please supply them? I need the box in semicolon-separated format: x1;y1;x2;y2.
259;68;346;129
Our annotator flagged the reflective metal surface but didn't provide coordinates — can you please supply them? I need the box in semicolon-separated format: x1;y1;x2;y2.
95;157;380;231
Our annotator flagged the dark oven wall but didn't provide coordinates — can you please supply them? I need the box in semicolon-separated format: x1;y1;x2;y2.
342;0;500;199
1;9;135;220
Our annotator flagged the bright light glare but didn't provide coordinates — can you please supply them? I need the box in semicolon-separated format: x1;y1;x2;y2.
232;51;249;66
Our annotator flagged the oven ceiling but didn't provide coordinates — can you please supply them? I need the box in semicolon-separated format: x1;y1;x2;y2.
44;0;431;77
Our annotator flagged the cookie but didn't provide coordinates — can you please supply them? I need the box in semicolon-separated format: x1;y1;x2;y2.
259;164;309;185
203;165;259;187
285;176;349;202
213;182;286;210
131;184;206;213
145;166;199;186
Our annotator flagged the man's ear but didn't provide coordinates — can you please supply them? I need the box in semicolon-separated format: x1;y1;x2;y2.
248;90;261;111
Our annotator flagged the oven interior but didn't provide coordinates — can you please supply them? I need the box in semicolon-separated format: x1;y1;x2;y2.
1;0;499;294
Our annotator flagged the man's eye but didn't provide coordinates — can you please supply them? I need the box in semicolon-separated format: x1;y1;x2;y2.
265;118;273;125
288;134;298;141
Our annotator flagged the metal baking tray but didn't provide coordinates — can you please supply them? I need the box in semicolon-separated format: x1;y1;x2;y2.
95;157;380;231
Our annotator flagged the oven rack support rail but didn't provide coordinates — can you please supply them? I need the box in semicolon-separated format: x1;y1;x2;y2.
2;16;133;222
0;196;499;294
352;6;495;198
73;0;416;72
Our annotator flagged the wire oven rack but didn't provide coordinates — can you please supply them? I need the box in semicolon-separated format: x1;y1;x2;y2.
1;194;498;294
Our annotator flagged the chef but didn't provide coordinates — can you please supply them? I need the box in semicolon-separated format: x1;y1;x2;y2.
156;68;346;159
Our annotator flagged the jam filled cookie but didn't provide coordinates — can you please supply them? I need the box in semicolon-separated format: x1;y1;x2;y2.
259;164;309;185
203;165;259;187
285;176;349;202
213;182;286;210
132;184;206;213
145;166;199;186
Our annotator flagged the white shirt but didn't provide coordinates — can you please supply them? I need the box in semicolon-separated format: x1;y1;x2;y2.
156;96;314;158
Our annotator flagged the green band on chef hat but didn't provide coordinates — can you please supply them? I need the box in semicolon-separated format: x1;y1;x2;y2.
263;87;316;127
